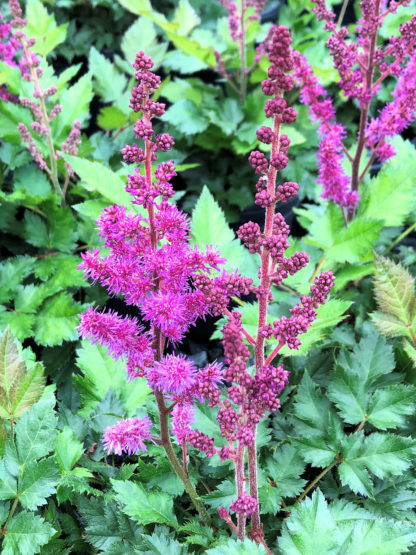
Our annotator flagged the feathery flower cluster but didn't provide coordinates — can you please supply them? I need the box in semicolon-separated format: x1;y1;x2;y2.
0;9;24;102
294;1;416;208
102;416;153;456
79;50;247;455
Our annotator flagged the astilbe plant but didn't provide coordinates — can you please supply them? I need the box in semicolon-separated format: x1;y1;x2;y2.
5;0;81;203
293;0;416;218
78;31;334;549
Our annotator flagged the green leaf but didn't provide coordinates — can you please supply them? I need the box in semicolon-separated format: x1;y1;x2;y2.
0;257;35;304
75;341;150;416
15;398;57;467
358;137;416;226
370;255;416;341
327;217;383;263
207;98;244;136
279;490;338;555
191;186;257;280
207;538;267;554
141;527;186;554
26;0;67;56
33;292;83;346
173;0;201;35
202;480;235;510
97;106;128;131
1;512;55;555
76;497;141;551
0;459;17;501
89;47;127;103
121;18;168;71
18;457;59;510
55;427;84;472
342;519;416;555
367;385;416;429
61;154;132;207
23;205;78;252
112;479;178;528
54;73;93;139
164;99;210;135
0;327;45;420
293;372;332;435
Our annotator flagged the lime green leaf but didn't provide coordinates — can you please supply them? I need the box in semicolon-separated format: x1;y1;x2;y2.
0;327;45;420
0;311;35;342
358;137;416;226
89;47;127;103
33;292;82;346
141;527;186;554
112;479;178;528
327;217;383;263
26;0;67;57
164;99;210;135
343;518;416;555
18;457;59;510
55;427;84;472
61;154;131;207
207;538;267;554
54;73;93;139
1;512;55;555
75;340;150;417
207;98;244;136
370;255;415;341
191;185;257;280
279;490;338;555
121;18;168;71
97;106;128;131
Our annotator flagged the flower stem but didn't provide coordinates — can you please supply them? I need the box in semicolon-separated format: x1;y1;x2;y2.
382;221;416;256
294;455;342;505
1;494;19;535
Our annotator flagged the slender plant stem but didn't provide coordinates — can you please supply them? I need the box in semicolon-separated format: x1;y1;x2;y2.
238;0;247;99
337;0;350;27
265;340;285;366
143;135;211;526
224;308;255;345
355;418;367;433
382;221;416;256
22;40;63;200
1;494;19;535
309;256;326;285
294;456;342;505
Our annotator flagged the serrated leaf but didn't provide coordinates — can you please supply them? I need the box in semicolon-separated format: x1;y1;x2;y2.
327;217;383;263
0;257;35;305
370;255;415;341
279;490;338;555
89;47;127;103
367;385;416;429
207;538;267;554
26;0;67;56
15;398;57;467
164;99;209;135
61;154;131;206
358;136;416;226
18;457;59;510
0;459;17;501
54;73;93;139
202;479;235;510
55;427;84;472
77;497;141;551
293;372;332;435
141;527;186;554
121;17;167;71
75;341;150;416
1;512;55;555
0;327;45;420
343;519;416;555
33;292;83;346
112;479;178;528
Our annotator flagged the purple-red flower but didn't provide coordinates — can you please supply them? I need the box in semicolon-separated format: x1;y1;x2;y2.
102;416;153;455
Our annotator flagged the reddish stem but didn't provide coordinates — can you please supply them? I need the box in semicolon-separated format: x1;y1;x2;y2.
224;308;256;345
264;340;285;366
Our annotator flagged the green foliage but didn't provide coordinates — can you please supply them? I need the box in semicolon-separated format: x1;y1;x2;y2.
207;537;267;553
279;490;416;555
112;479;178;528
370;256;416;364
26;0;68;57
0;327;45;421
1;511;56;555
